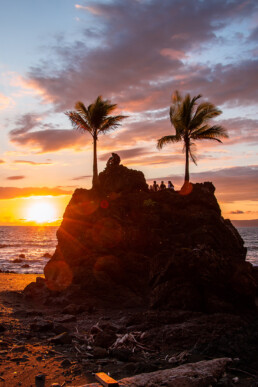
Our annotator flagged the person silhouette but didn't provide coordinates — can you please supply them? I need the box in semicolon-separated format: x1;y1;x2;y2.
153;181;159;192
159;181;166;190
107;153;120;167
168;181;174;190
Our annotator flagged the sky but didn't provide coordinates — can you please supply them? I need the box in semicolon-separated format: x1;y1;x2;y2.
0;0;258;225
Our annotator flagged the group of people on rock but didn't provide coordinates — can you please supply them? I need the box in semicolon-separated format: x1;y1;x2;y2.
149;180;174;192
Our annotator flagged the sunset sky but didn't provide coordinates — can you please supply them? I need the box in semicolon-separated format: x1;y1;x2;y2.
0;0;257;225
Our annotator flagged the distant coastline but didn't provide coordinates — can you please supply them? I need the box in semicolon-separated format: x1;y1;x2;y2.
232;219;258;227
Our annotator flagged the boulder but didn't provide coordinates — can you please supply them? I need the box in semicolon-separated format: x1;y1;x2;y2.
43;252;52;258
99;154;148;194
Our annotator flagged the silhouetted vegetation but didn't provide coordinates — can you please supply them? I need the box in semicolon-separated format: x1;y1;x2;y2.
157;91;228;182
66;96;127;188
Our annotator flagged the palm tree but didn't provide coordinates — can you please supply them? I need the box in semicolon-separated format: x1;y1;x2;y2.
157;91;228;182
66;96;127;188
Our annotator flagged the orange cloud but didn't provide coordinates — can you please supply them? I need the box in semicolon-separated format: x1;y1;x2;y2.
7;176;25;180
14;160;52;166
0;187;73;200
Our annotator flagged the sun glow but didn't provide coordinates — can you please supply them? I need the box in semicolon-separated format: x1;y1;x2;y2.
26;199;57;224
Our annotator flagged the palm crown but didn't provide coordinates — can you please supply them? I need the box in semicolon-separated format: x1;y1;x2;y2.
157;90;228;182
66;96;126;188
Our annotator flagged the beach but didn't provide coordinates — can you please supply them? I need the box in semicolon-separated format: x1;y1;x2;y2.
0;273;257;386
0;273;96;386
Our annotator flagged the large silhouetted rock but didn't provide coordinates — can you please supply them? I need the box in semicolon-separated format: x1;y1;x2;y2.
42;164;256;312
99;155;148;193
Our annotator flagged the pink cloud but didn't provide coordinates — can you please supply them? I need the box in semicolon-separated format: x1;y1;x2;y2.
217;117;258;145
10;129;86;153
9;113;87;153
8;0;258;158
25;0;257;113
160;48;187;60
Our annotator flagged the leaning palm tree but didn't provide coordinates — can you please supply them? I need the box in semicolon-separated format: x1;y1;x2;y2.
157;91;228;182
66;96;127;188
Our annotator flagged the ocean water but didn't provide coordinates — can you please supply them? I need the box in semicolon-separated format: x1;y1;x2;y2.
0;226;58;274
237;227;258;267
0;226;257;274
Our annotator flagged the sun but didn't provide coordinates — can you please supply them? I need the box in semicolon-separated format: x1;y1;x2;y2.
26;200;57;224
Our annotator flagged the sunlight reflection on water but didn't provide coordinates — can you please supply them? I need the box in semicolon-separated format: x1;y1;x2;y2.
0;226;58;273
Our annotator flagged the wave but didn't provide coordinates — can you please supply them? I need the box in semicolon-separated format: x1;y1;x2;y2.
0;243;56;248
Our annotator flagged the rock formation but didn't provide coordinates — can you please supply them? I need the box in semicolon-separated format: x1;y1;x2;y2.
40;159;256;312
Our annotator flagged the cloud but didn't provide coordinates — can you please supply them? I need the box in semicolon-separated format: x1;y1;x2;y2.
9;113;83;154
9;113;87;153
186;60;258;107
0;186;73;200
153;165;258;202
72;175;92;180
7;0;258;159
25;0;258;113
229;210;244;214
249;26;258;42
215;117;258;146
14;160;52;165
0;92;13;110
11;128;87;153
6;176;25;180
99;147;152;162
10;113;42;136
75;4;102;15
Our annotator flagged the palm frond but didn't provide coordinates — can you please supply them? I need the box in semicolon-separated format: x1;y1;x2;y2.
98;115;128;134
74;101;88;118
172;90;182;104
157;135;180;149
190;103;222;131
189;142;197;165
88;96;118;130
159;90;228;182
65;111;93;135
191;125;228;142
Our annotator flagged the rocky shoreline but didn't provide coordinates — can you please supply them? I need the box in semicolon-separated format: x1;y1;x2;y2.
1;162;258;386
0;275;257;386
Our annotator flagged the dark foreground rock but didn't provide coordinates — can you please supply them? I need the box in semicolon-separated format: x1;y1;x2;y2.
36;158;257;313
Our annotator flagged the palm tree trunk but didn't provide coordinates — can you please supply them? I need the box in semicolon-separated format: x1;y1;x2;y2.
184;138;190;182
92;134;99;188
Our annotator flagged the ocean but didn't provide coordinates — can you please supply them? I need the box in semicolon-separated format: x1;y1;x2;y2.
0;226;58;274
0;226;257;274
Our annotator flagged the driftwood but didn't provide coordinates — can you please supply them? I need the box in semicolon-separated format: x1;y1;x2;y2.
79;357;232;387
